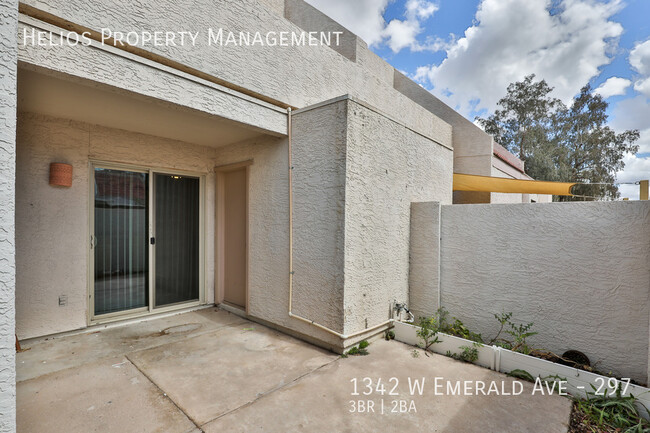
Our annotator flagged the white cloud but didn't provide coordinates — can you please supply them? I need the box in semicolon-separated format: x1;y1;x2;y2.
630;40;650;76
610;95;650;154
305;0;440;51
413;0;624;116
610;95;650;200
630;39;650;97
615;153;650;200
594;77;631;99
383;0;440;52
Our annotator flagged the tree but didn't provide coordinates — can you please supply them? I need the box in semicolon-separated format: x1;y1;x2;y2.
476;75;639;200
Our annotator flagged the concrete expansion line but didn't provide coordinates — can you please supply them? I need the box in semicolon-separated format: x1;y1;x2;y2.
125;355;205;433
200;356;340;425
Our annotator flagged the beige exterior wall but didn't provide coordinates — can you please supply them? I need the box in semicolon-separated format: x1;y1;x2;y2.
15;112;219;339
18;0;448;145
342;99;452;334
16;93;453;351
410;201;650;383
491;158;552;204
0;0;17;430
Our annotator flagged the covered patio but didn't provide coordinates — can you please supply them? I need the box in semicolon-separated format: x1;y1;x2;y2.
17;308;572;432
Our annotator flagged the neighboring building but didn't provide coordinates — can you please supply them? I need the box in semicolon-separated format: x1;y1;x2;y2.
0;0;548;430
393;71;551;204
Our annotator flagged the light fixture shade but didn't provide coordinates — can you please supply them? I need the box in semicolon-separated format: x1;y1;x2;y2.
49;163;73;187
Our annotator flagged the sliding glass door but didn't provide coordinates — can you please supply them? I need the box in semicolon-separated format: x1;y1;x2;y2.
94;168;149;315
92;164;202;320
153;174;200;307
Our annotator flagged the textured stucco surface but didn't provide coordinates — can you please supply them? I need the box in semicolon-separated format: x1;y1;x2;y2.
0;0;17;430
19;0;449;145
13;0;456;350
210;132;345;349
408;202;440;321
343;99;452;334
15;112;218;339
220;97;452;347
434;201;650;383
17;21;286;137
291;101;347;332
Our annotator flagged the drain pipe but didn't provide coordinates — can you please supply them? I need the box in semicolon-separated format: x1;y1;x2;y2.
286;107;393;340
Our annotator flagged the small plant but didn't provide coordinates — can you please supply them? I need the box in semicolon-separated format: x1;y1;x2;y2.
505;321;538;355
411;349;420;358
487;312;537;355
507;369;535;382
488;312;513;345
416;315;442;351
573;387;650;432
385;330;395;340
344;341;370;357
451;345;479;363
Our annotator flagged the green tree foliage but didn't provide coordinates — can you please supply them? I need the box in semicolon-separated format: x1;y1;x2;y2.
476;75;640;200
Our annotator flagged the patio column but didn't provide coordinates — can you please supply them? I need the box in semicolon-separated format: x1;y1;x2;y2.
0;0;18;431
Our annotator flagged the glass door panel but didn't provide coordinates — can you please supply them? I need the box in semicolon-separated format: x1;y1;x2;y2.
154;173;200;307
94;168;149;315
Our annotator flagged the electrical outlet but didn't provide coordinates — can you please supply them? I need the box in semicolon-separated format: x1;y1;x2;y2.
59;295;67;306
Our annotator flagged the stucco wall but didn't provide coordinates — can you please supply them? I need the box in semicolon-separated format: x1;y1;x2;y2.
15;112;218;339
343;99;453;334
417;201;650;383
14;0;457;350
408;202;440;321
291;100;347;333
0;0;17;430
212;97;452;348
19;0;448;146
210;129;347;349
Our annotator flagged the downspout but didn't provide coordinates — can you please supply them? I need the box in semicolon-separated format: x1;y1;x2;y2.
286;107;393;340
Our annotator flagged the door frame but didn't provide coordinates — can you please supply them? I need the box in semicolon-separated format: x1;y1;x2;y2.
87;160;206;325
215;160;252;314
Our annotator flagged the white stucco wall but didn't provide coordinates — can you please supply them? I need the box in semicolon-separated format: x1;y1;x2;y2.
15;112;218;339
210;129;348;349
408;202;440;321
13;0;457;350
0;0;17;430
343;98;453;334
213;97;452;349
19;0;447;144
291;100;347;333
421;201;650;383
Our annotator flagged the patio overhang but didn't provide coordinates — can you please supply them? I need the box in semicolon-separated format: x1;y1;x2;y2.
17;14;288;143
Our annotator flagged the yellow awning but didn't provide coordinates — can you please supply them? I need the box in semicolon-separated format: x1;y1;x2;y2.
453;173;576;196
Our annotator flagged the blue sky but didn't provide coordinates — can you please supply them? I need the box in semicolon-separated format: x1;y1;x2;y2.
307;0;650;199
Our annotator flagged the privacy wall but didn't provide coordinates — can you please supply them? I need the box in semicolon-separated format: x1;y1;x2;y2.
410;201;650;383
0;0;17;430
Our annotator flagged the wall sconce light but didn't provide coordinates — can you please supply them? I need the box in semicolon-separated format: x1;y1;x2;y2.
49;163;73;187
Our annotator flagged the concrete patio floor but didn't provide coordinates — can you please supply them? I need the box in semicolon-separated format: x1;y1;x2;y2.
17;308;572;432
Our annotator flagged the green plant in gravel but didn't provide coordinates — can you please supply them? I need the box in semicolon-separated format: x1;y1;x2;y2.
449;344;480;363
416;315;442;351
433;307;484;343
487;312;537;355
488;312;513;345
505;321;538;355
574;387;650;433
343;340;370;357
415;309;538;357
